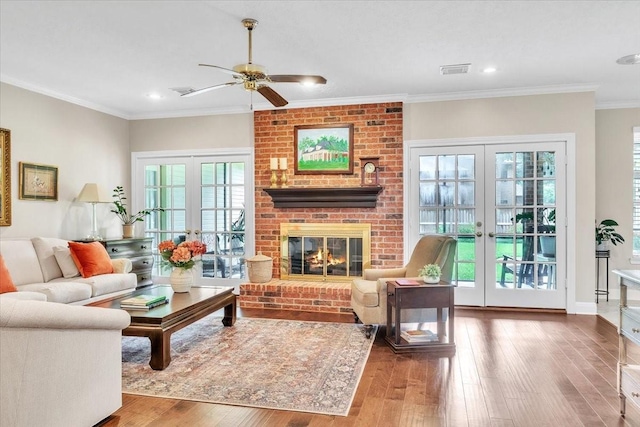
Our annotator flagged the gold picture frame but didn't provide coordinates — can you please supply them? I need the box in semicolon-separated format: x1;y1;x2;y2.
0;128;10;226
19;162;58;201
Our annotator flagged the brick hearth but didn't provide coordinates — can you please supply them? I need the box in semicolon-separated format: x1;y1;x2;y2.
239;280;352;314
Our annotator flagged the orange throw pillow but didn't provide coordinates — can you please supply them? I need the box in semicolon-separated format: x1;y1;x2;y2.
0;254;17;293
68;241;114;278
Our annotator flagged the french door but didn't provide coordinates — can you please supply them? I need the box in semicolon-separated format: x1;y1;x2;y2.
132;151;254;288
408;141;566;309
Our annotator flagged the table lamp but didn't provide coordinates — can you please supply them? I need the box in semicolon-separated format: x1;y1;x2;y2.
77;183;110;240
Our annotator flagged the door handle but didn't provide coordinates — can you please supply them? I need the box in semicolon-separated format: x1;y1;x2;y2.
488;232;495;238
475;231;483;237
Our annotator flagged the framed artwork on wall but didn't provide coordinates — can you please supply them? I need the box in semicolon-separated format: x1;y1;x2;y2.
294;124;354;175
19;162;59;201
0;128;10;226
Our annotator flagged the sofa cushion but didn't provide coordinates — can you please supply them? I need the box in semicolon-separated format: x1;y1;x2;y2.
79;273;137;297
17;282;93;304
351;279;380;307
0;239;45;286
68;241;114;278
53;246;80;278
31;237;68;282
0;291;47;301
0;255;17;294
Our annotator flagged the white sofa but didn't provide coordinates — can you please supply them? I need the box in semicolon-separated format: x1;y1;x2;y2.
0;237;137;305
0;297;131;427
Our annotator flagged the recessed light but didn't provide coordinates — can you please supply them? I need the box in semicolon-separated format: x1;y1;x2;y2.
146;93;164;100
482;67;497;73
617;53;640;65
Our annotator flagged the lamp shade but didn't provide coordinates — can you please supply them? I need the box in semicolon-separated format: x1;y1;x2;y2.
77;183;110;203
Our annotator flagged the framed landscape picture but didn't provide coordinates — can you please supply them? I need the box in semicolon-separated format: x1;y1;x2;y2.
0;128;10;226
19;162;58;201
294;124;354;175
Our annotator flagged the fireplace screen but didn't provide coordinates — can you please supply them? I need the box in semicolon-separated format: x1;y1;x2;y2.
281;223;371;281
287;237;362;277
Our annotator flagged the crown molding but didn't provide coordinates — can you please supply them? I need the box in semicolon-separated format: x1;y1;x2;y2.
6;76;634;120
406;84;599;104
595;100;640;110
0;74;129;119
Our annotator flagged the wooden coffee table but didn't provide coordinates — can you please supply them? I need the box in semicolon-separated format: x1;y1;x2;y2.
92;285;236;370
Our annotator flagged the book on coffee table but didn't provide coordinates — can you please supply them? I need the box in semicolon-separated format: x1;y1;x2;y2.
120;294;167;307
121;298;169;310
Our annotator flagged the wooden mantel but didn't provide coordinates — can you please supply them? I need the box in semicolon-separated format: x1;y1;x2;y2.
263;187;383;208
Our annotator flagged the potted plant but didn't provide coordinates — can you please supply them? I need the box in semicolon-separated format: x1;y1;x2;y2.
596;219;625;250
419;263;441;284
539;208;556;257
111;186;164;238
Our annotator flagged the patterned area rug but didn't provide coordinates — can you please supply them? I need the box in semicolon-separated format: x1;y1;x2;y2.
121;316;376;416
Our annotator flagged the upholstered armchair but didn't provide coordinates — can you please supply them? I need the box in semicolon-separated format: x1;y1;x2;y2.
351;235;457;338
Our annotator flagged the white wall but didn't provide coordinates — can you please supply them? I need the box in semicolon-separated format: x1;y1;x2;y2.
404;92;596;304
0;83;130;239
595;108;640;294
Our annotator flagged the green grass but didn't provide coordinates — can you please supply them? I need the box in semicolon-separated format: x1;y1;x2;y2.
455;236;524;281
297;159;349;171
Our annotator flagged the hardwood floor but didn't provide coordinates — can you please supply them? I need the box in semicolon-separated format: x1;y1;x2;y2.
108;308;640;426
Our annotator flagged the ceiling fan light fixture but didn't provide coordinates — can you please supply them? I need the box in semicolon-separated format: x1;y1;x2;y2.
178;17;325;108
616;53;640;65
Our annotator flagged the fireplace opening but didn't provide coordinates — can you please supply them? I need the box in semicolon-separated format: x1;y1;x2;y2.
288;237;362;277
281;223;371;281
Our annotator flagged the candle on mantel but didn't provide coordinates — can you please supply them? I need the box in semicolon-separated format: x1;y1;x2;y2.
270;157;278;170
280;157;287;170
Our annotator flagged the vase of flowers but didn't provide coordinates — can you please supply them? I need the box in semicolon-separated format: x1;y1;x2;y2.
158;240;207;292
419;263;442;284
111;186;164;238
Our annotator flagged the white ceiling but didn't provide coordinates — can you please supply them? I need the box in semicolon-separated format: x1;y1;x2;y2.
1;1;639;120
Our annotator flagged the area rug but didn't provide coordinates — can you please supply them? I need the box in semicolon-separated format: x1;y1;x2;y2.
121;316;376;416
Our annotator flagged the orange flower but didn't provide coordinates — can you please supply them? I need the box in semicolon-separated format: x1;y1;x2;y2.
158;239;207;269
170;246;192;264
158;240;176;252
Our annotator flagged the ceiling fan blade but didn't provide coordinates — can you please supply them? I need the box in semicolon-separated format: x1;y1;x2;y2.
181;81;239;97
269;75;327;85
257;85;288;107
198;64;243;77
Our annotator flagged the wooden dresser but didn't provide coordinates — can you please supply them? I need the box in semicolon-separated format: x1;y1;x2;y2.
103;238;154;288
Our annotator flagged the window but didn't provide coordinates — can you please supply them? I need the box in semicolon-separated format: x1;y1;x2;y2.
633;127;640;256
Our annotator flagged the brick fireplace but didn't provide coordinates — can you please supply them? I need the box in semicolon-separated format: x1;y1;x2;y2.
240;102;404;313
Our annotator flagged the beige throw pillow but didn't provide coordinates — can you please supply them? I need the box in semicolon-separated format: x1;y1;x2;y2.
53;246;80;278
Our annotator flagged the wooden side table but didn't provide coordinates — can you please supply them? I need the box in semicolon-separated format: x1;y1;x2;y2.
596;250;610;302
385;280;456;355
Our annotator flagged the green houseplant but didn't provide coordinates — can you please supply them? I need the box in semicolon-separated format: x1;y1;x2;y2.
419;263;441;284
596;219;625;249
111;186;164;238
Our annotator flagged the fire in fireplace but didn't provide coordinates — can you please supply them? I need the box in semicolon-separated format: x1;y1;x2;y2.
281;223;371;281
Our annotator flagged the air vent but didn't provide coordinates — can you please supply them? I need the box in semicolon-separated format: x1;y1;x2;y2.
440;63;471;75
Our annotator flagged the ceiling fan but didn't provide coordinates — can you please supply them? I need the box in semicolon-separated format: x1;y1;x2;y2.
179;18;327;108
